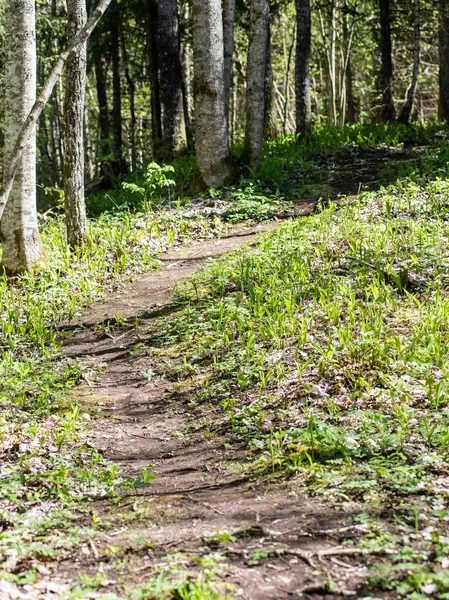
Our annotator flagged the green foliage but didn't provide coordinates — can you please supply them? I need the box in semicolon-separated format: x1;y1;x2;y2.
130;553;232;600
122;162;176;210
223;182;280;223
158;140;449;505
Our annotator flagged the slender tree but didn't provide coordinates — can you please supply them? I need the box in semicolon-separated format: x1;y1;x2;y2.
244;0;270;172
398;0;420;124
223;0;236;128
180;1;194;151
120;23;137;171
264;23;276;140
63;0;88;248
145;0;163;158
192;0;231;187
0;0;44;274
439;0;449;121
157;0;182;160
379;0;395;121
91;34;110;153
110;6;125;169
295;0;312;135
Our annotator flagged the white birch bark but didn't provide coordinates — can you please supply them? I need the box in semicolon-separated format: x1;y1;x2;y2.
0;0;43;274
63;0;88;247
0;0;113;223
192;0;230;187
244;0;269;172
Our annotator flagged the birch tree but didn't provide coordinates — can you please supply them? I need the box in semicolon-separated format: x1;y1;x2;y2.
0;0;113;226
192;0;231;187
244;0;270;172
0;0;44;274
63;0;88;247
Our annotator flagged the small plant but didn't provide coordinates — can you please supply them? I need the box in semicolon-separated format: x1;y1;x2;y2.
122;162;176;210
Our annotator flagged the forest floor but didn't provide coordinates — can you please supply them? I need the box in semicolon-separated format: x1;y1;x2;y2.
3;126;449;600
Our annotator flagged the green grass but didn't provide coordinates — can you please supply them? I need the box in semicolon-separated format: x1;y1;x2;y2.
0;207;226;586
163;176;449;480
148;141;449;596
3;121;449;597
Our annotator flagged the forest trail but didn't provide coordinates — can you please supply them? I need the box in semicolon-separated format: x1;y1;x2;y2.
61;218;372;599
56;149;416;598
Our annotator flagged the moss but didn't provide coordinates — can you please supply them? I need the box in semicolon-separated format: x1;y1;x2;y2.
193;78;219;100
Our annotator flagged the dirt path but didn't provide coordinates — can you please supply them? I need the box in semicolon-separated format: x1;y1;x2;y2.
55;210;386;600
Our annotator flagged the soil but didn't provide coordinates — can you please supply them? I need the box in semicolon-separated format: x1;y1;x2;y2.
55;150;413;598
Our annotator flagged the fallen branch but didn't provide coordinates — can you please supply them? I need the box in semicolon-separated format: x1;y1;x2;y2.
185;494;226;516
227;545;395;562
0;0;113;221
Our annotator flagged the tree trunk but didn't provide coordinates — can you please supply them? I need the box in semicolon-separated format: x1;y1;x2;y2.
145;0;163;158
64;0;88;248
0;0;44;274
92;40;110;149
192;0;231;187
379;0;395;122
180;1;194;151
0;0;114;221
264;22;276;140
346;56;356;124
341;4;356;125
157;0;182;160
109;1;127;173
439;0;449;121
398;0;420;124
243;0;269;172
120;24;137;171
295;0;311;135
223;0;236;130
283;22;295;135
84;100;95;180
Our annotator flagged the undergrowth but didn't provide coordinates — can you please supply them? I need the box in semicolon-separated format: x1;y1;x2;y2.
151;136;449;598
2;122;449;597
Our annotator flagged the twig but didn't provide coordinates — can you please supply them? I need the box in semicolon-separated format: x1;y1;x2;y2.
226;545;394;562
89;539;99;559
117;425;159;440
185;494;226;516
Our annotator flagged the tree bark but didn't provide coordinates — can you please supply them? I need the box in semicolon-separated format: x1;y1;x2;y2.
379;0;395;122
243;0;270;173
63;0;88;248
109;1;127;173
180;1;194;151
264;22;276;140
223;0;236;130
345;58;356;124
398;0;420;124
157;0;182;160
439;0;449;121
295;0;311;135
0;0;44;275
93;48;110;149
192;0;231;187
120;23;137;171
0;0;114;223
145;0;163;158
341;4;356;125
